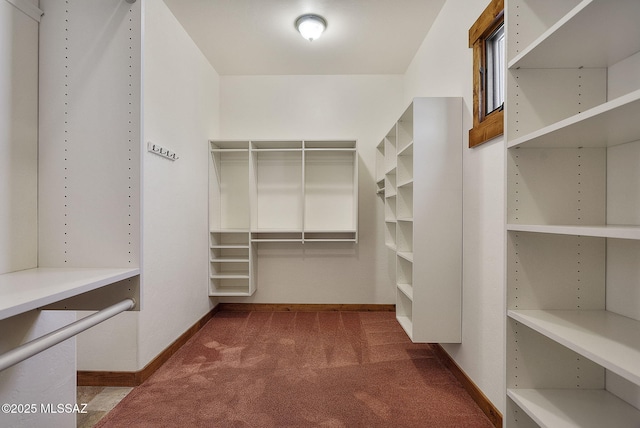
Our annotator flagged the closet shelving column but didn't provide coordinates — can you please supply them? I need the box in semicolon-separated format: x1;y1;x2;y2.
505;0;640;426
395;106;414;335
380;97;462;343
210;139;358;296
383;126;398;250
209;141;254;296
303;140;358;242
376;140;385;196
250;140;304;243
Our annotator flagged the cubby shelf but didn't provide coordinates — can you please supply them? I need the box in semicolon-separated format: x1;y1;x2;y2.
506;1;640;426
376;97;462;344
509;309;640;385
507;89;640;149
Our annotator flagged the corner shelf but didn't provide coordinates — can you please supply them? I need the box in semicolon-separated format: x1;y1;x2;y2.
507;224;640;240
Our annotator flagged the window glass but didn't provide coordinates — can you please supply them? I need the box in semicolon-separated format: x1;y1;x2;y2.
485;23;505;115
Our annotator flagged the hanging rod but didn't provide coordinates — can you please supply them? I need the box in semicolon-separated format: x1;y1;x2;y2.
0;298;135;372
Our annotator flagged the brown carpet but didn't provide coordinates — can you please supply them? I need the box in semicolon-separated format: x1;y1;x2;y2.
95;311;493;427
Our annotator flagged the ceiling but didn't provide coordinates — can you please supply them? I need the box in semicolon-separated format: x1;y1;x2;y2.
162;0;447;76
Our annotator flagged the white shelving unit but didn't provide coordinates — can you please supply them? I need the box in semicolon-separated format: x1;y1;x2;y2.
377;98;462;343
209;231;254;296
506;1;640;426
209;139;358;296
0;0;142;320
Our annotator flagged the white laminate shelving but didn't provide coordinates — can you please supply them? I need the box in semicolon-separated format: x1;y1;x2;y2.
506;1;640;425
506;224;640;240
208;231;254;297
507;389;640;428
376;140;385;195
376;97;462;343
508;310;640;385
1;0;145;319
507;89;640;150
209;139;358;296
508;0;640;70
0;268;140;321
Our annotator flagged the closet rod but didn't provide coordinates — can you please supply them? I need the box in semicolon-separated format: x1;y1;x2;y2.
0;298;135;372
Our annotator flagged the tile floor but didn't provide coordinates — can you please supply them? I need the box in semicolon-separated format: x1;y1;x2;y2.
77;386;132;428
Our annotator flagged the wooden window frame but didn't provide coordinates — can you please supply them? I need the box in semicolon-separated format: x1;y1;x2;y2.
469;0;504;148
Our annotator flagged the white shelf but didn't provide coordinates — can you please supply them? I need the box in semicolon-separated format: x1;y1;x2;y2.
397;179;414;188
252;148;302;152
0;267;140;321
396;315;413;339
304;140;356;150
210;149;248;153
303;239;356;243
507;90;640;149
304;148;355;152
251;239;303;243
508;0;640;69
507;224;640;240
208;289;253;297
397;142;414;157
210;141;250;150
251;141;302;150
397;283;413;301
210;258;249;263
508;388;640;428
508;309;640;385
251;229;302;233
303;229;357;233
397;251;414;263
210;274;250;279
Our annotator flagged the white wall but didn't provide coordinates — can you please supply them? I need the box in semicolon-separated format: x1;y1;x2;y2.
138;0;219;366
404;0;506;412
0;1;75;427
220;75;403;304
76;0;219;371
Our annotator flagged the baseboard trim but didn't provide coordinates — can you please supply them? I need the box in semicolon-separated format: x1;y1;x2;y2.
216;303;396;312
432;344;502;428
77;305;220;387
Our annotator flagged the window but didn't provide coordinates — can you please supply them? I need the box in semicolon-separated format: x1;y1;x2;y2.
485;23;504;115
469;0;504;148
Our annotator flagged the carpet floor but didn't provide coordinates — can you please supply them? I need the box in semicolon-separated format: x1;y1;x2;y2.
95;311;493;427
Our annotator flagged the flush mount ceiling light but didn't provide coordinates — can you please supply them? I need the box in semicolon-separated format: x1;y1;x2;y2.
295;14;327;41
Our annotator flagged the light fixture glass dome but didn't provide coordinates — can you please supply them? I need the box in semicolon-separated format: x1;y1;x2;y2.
295;14;326;41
